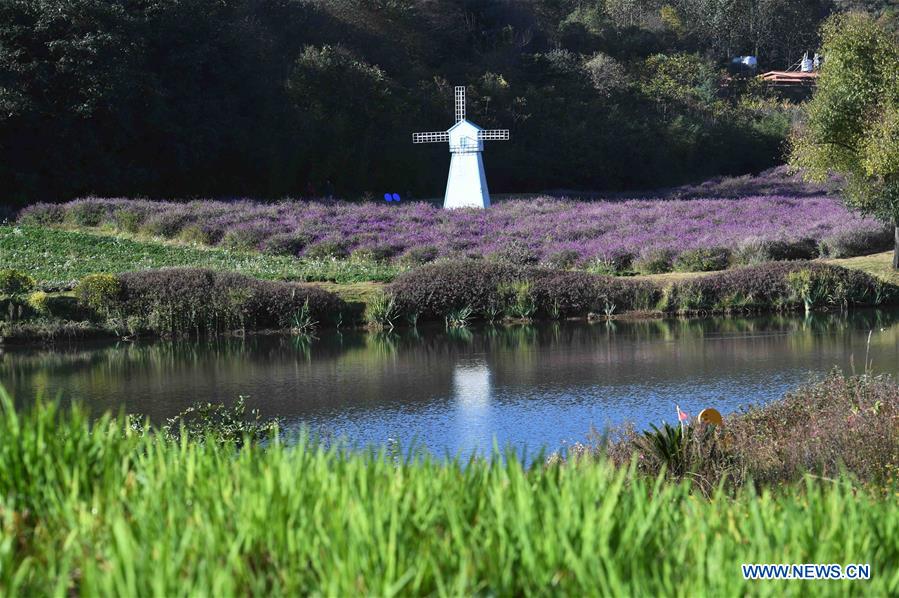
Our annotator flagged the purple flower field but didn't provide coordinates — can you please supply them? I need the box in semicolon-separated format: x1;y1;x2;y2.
18;169;891;271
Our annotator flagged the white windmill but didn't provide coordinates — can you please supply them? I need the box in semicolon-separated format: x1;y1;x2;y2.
412;86;509;209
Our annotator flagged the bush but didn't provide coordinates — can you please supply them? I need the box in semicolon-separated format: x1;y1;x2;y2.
140;212;193;238
112;207;149;233
673;247;731;272
389;261;525;320
665;262;884;312
16;204;65;226
497;281;536;319
544;249;581;270
633;249;674;274
178;225;216;245
733;237;818;265
396;245;439;266
305;240;349;260
604;373;899;489
64;200;106;227
117;268;345;335
74;274;122;316
391;260;893;322
530;270;660;316
0;270;35;297
487;241;539;266
262;233;310;256
221;227;268;251
351;244;401;263
26;291;50;315
583;253;633;276
390;262;666;322
820;227;893;258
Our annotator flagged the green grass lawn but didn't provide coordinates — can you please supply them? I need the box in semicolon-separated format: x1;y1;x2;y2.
0;225;396;291
825;251;899;284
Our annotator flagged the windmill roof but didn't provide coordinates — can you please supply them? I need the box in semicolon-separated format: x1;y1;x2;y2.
448;119;483;132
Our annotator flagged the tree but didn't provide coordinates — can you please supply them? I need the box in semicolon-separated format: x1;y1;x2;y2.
789;13;899;267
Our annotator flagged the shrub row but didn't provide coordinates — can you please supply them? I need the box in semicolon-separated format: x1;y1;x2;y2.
388;260;896;322
71;269;345;336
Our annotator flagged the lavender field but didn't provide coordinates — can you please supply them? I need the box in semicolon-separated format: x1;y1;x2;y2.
19;170;891;273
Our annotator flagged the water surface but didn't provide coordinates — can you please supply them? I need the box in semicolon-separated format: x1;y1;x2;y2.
3;311;899;456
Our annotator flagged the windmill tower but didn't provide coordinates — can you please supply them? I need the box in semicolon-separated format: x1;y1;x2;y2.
412;86;509;209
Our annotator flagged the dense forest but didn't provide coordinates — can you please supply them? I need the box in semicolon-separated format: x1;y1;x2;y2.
1;0;896;205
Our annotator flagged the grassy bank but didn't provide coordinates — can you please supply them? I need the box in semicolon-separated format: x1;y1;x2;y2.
0;225;398;288
1;384;897;596
4;224;899;343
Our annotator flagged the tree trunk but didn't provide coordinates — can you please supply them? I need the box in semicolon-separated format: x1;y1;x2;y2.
894;222;899;270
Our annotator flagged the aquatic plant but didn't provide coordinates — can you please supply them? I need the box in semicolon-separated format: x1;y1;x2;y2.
364;292;398;330
445;306;474;328
290;298;318;334
498;280;536;320
156;396;280;446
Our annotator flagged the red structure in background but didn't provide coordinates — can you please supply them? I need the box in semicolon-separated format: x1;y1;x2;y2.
759;70;819;87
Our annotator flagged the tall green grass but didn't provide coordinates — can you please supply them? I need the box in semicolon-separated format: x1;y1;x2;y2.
0;388;896;596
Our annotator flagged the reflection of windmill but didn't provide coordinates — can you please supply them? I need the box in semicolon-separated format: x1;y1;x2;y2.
412;86;509;209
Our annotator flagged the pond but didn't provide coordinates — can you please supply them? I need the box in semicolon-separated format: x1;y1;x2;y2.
3;311;899;457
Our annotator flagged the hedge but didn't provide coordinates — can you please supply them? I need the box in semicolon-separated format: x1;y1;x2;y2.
388;260;896;322
115;268;345;336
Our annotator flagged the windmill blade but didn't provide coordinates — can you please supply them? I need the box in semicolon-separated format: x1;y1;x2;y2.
412;131;450;143
477;129;510;141
455;86;465;122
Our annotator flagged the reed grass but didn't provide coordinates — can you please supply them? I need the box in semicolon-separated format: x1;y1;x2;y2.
0;387;896;596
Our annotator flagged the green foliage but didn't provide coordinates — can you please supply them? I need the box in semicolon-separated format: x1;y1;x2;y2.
1;226;400;285
0;0;813;205
633;249;675;274
305;240;350;260
25;291;49;315
364;292;398;330
733;237;818;265
0;385;897;595
787;269;837;312
290;299;318;335
445;306;474;329
498;280;537;319
221;228;267;251
159;397;279;446
790;13;899;224
74;274;122;316
0;270;34;297
262;233;310;257
544;249;581;270
673;247;731;272
397;245;439;266
111;207;147;233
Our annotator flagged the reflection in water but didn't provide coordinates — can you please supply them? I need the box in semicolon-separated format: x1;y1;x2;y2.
452;361;492;454
3;310;899;455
